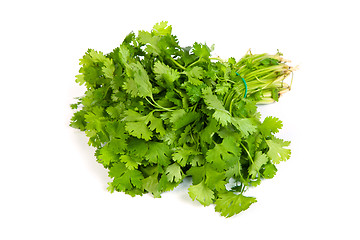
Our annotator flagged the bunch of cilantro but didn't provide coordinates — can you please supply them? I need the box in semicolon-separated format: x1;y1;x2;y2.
70;22;293;218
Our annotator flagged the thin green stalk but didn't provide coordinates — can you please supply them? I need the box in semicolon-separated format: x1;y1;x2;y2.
240;184;247;194
170;57;186;70
103;85;111;99
245;65;286;79
145;96;176;111
229;94;241;115
191;102;199;112
224;90;236;110
209;57;225;62
240;142;254;164
144;97;158;109
174;88;189;109
187;57;202;68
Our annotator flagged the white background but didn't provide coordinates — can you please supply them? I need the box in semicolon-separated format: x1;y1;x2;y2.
1;0;359;239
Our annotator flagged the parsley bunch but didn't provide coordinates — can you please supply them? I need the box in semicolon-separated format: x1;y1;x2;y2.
70;22;294;217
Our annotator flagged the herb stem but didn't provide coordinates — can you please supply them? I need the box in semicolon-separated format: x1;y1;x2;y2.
170;57;186;70
145;96;175;111
224;90;236;111
229;96;239;115
209;57;225;62
240;184;247;194
240;142;254;164
103;85;111;99
188;57;202;68
145;97;158;109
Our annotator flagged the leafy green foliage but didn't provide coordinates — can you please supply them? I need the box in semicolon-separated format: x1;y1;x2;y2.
188;180;215;206
215;192;257;218
70;21;293;218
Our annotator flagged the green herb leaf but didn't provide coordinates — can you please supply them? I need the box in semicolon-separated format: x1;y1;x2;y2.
215;192;257;218
188;180;215;206
70;21;294;217
266;138;291;164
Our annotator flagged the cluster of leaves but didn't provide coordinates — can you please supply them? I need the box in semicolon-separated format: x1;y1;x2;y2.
70;22;292;218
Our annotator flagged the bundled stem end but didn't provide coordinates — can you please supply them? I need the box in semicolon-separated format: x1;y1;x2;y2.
230;52;297;104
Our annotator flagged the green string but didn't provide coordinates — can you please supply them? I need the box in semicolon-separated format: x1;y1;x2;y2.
236;72;247;98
